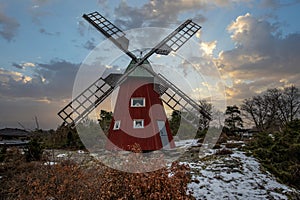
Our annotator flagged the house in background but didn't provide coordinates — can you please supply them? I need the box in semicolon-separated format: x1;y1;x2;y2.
0;128;31;147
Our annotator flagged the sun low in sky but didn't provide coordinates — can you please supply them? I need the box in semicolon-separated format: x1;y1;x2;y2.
0;0;300;129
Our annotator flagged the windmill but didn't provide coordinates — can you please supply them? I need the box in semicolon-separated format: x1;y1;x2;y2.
58;11;211;151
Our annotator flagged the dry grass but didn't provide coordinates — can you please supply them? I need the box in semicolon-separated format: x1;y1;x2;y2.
0;145;194;200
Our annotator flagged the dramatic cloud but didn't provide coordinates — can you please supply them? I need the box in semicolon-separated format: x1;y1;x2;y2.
0;60;79;101
0;68;32;83
0;10;20;41
113;0;249;29
0;60;80;129
216;13;300;104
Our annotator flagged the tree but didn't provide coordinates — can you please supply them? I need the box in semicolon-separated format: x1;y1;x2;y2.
168;100;213;139
198;99;213;131
24;138;44;162
98;110;113;133
242;96;265;131
263;88;282;129
224;105;243;133
169;110;181;136
279;85;300;123
246;119;300;189
241;90;280;132
241;86;300;132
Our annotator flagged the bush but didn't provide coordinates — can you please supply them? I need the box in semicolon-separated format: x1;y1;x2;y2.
225;142;242;149
0;146;7;162
0;144;194;200
215;148;233;155
24;138;44;162
246;120;300;189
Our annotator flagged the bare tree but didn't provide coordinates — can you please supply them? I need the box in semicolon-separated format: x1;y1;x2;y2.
241;85;300;132
198;99;213;130
263;88;282;129
241;96;269;131
279;85;300;123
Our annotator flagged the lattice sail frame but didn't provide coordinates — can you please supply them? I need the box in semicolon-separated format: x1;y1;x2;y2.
83;12;137;61
155;20;201;55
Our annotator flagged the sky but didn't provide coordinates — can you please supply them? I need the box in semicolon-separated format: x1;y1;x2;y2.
0;0;300;130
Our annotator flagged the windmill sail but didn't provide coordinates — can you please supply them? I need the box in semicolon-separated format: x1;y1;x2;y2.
83;12;137;61
157;74;211;126
155;19;201;55
58;74;121;127
149;68;211;127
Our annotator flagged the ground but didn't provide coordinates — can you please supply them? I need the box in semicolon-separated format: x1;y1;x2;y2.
177;140;300;200
42;139;300;199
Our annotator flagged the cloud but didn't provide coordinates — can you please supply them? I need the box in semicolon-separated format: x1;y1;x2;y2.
259;0;300;8
0;59;81;129
112;0;249;29
28;0;51;25
97;0;108;9
83;39;96;50
77;20;86;36
200;41;217;56
12;62;36;70
0;68;31;83
216;13;300;104
0;60;79;101
0;10;20;41
39;28;60;36
12;63;24;70
23;62;36;67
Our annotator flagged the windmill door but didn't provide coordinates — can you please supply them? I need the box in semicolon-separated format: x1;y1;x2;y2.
157;120;170;149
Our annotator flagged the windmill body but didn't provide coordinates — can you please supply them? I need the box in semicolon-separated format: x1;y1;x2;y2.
106;59;175;151
58;11;211;152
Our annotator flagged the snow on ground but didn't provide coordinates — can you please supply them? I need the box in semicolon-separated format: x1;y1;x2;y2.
185;150;300;200
174;139;198;148
43;161;57;166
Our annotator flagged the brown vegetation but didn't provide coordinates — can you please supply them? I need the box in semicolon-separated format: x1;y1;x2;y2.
0;145;194;200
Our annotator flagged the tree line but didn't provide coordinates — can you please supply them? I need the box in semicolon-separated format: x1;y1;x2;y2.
241;85;300;132
194;85;300;135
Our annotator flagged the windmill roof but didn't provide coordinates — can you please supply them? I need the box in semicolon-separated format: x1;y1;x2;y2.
125;59;154;78
0;128;31;137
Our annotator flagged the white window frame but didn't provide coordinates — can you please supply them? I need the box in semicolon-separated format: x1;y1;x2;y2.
133;119;144;129
113;120;121;130
131;97;145;107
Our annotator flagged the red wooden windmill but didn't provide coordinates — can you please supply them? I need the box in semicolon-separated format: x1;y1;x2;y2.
58;12;211;151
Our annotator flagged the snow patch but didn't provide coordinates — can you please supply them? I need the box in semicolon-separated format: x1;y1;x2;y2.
56;153;67;158
186;151;299;199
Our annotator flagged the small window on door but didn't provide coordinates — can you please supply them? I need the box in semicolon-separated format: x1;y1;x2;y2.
113;120;121;130
131;97;145;107
133;119;144;128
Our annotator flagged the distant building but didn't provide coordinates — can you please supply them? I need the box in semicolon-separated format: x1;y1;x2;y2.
0;128;31;146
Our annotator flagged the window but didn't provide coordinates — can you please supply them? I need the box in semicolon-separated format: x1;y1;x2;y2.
133;119;144;128
113;120;121;130
131;97;145;107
